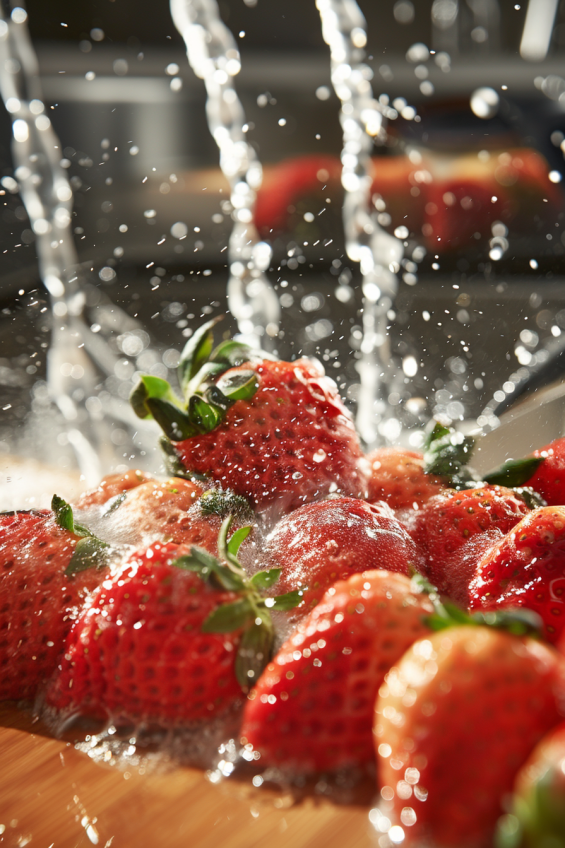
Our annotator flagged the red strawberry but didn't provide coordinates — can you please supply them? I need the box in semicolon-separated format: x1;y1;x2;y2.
502;721;565;846
0;506;110;700
265;496;425;617
45;522;301;727
468;506;565;643
81;475;257;551
130;320;368;515
528;436;565;506
413;485;531;605
374;625;565;847
240;570;433;772
366;447;445;512
76;469;152;509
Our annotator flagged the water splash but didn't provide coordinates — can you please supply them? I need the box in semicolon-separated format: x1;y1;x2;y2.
0;3;162;481
170;0;280;350
316;0;404;448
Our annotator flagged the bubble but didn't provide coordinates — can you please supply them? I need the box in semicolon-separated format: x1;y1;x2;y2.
99;266;116;283
90;28;105;41
549;170;562;183
170;222;188;239
129;145;139;156
406;43;429;63
316;86;331;101
470;87;499;119
431;0;457;29
393;1;415;24
113;59;128;76
166;63;180;75
11;7;28;23
394;225;409;239
144;209;157;219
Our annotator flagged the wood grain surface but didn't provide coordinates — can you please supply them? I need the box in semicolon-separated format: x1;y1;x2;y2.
0;705;375;848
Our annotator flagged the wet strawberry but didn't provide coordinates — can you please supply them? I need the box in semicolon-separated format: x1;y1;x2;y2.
366;447;445;512
240;570;433;772
469;506;565;643
374;625;565;847
264;497;425;617
130;320;368;515
528;436;565;506
413;485;531;605
45;522;301;727
502;721;565;847
0;506;110;700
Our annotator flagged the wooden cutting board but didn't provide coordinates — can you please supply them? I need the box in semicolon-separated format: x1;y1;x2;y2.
0;705;375;848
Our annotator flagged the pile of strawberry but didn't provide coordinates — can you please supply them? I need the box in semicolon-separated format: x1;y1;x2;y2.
3;319;565;848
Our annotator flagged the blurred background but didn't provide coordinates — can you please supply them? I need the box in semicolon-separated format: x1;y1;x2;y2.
2;0;565;485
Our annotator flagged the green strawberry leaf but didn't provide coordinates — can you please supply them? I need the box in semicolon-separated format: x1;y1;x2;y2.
215;370;259;402
146;397;197;442
52;494;76;533
424;420;451;450
250;568;282;590
130;375;182;421
202;598;254;633
203;384;236;412
483;456;544;488
210;339;253;367
227;525;252;557
471;608;544;637
235;614;274;687
423;427;476;486
199;489;252;520
173;546;246;592
178;316;221;396
65;536;110;576
266;589;303;611
52;495;96;539
188;395;223;433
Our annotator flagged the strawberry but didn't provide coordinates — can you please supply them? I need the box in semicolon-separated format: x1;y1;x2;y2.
528;436;565;506
130;319;368;514
499;721;565;847
44;519;301;727
374;620;565;847
468;506;565;644
413;485;531;605
264;496;425;617
0;498;111;701
366;447;445;512
81;475;256;556
240;570;434;773
76;469;152;508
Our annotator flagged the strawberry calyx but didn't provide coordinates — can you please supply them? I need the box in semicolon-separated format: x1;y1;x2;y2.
423;421;546;493
198;488;253;520
129;318;269;442
173;515;302;686
411;574;545;639
51;494;111;576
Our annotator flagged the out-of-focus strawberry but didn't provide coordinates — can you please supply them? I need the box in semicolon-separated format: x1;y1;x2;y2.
374;622;565;847
130;319;368;515
45;519;301;727
366;447;445;511
240;570;433;772
469;506;565;643
413;485;531;605
264;496;425;617
497;722;565;848
528;436;565;506
0;499;111;700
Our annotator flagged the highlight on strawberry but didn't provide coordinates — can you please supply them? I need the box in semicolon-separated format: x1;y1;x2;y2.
129;318;368;512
